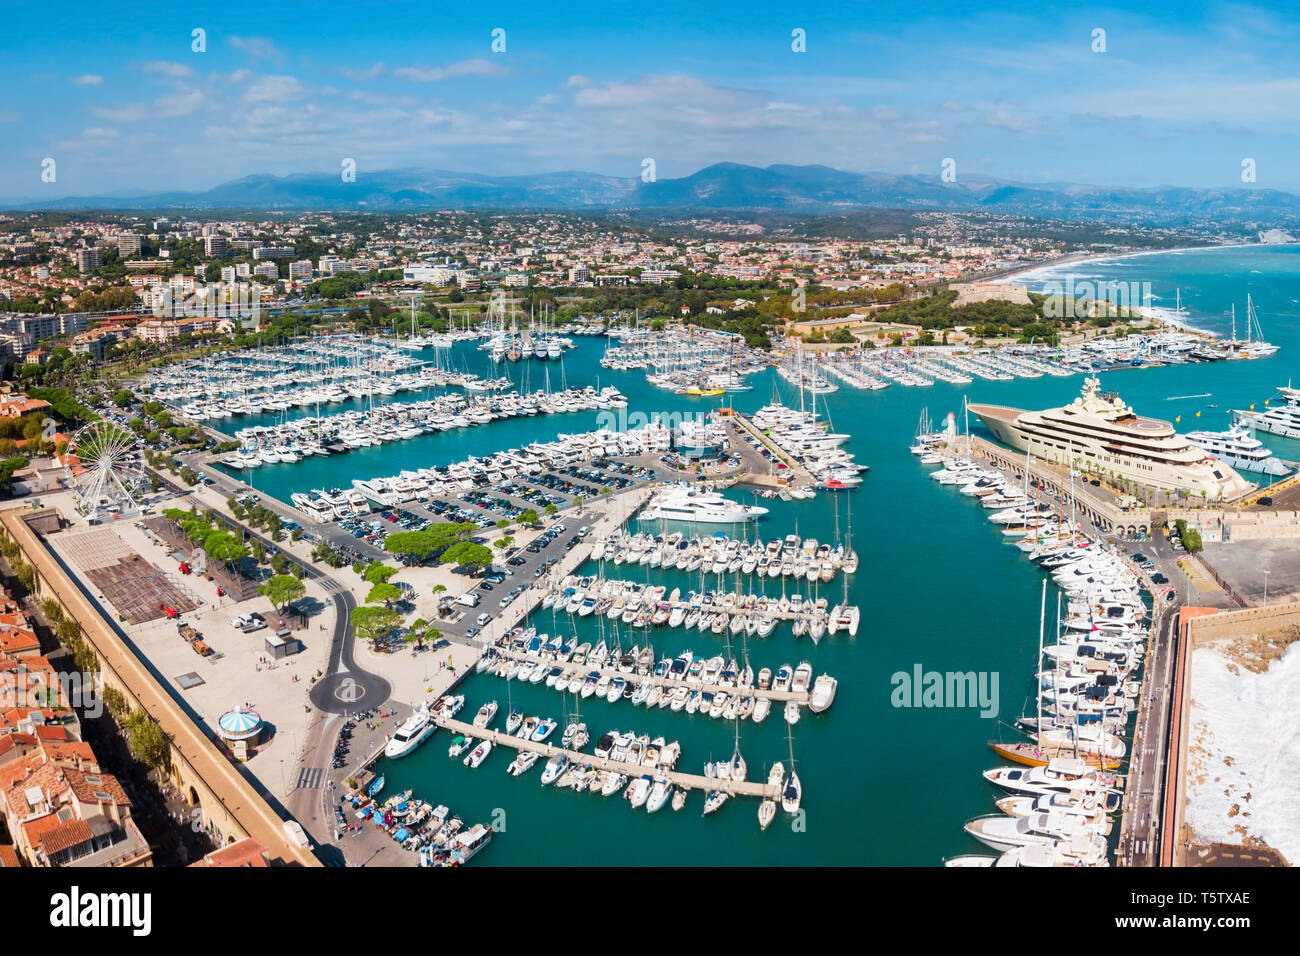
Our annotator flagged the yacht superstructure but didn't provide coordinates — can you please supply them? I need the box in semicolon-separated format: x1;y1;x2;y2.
968;376;1253;500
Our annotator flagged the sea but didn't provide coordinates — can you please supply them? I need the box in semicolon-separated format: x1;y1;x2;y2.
223;243;1300;865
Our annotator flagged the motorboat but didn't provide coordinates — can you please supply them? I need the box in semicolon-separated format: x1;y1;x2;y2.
462;740;492;768
472;700;498;728
384;704;435;759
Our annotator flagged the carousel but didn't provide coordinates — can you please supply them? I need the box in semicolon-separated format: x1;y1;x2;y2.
217;706;264;761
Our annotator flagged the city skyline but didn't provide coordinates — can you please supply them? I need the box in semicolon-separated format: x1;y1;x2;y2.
6;1;1300;201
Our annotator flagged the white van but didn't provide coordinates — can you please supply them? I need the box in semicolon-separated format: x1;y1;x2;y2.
456;592;480;608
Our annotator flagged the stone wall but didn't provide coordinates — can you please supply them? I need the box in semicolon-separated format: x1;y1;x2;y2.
1186;600;1300;643
0;507;317;866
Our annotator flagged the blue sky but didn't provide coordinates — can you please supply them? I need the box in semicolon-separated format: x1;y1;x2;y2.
5;0;1300;199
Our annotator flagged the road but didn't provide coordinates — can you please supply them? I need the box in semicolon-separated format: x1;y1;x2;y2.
1117;604;1178;866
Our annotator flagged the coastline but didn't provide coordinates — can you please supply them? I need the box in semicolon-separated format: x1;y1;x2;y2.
982;242;1289;338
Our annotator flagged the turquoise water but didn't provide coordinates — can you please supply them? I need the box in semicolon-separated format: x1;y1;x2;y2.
337;245;1300;865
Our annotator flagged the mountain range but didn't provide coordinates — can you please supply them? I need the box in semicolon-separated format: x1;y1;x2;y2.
9;162;1300;226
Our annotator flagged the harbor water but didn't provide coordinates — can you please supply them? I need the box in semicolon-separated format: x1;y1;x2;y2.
273;244;1300;864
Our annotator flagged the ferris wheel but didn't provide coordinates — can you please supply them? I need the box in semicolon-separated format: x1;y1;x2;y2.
70;421;146;521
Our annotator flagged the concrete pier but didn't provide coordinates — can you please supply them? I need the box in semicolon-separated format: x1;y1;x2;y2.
434;717;783;800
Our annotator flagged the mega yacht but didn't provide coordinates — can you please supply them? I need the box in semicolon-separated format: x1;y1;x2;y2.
640;487;769;525
968;376;1253;499
1186;421;1290;476
1236;384;1300;440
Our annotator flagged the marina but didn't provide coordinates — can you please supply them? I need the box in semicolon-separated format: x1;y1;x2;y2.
133;247;1300;867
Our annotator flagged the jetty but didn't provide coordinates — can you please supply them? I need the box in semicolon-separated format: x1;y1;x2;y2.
486;644;815;707
433;716;784;800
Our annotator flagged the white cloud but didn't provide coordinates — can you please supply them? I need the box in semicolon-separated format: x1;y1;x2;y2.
394;59;506;82
140;61;193;79
230;36;284;66
72;74;103;87
243;75;307;104
340;62;386;81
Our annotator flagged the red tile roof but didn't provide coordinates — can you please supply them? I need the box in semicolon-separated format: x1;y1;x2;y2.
35;818;93;856
190;837;269;867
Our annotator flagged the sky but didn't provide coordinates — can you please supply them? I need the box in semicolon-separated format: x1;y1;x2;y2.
5;0;1300;200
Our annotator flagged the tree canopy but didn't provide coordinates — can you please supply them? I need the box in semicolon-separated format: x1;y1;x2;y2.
439;541;493;569
383;522;476;563
351;605;403;647
259;573;306;611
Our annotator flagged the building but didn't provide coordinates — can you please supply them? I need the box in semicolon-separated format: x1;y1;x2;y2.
3;762;152;867
0;395;51;419
253;262;280;279
115;234;142;257
568;263;589;283
189;836;269;867
288;259;313;280
203;235;227;257
252;246;295;260
74;248;102;274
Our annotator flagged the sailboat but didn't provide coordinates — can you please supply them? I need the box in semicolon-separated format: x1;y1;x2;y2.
988;582;1124;770
728;719;747;782
781;724;802;814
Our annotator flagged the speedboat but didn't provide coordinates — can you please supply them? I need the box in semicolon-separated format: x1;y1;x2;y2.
626;775;652;809
507;750;539;776
645;777;670;813
540;754;568;785
463;740;491;768
472;700;498;728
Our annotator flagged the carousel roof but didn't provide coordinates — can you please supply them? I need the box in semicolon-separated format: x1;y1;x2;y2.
218;706;263;738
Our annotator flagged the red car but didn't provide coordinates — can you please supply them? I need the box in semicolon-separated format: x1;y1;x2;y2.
179;562;191;575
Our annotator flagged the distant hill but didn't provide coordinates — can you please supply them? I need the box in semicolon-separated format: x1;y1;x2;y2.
9;162;1300;226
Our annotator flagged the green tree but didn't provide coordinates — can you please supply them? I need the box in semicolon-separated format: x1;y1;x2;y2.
259;573;305;611
383;522;475;563
439;541;493;569
363;562;399;585
350;605;403;648
518;508;540;526
124;711;169;770
366;581;403;606
204;530;248;570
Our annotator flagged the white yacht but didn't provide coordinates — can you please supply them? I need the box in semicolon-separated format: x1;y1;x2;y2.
640;487;769;525
383;705;435;759
969;376;1253;500
1186;421;1289;476
1237;385;1300;440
